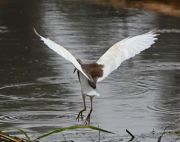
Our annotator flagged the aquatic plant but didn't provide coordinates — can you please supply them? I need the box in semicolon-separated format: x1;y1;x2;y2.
0;125;113;142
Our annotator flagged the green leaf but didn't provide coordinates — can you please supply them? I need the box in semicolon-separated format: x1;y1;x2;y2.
36;125;114;140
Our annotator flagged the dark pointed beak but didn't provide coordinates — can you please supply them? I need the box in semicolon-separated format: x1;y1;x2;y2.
73;68;77;74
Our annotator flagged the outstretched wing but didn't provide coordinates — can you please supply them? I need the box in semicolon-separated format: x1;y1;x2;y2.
34;28;91;81
97;31;158;82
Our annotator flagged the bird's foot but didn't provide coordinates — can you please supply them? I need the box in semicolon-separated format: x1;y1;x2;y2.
76;109;85;121
84;111;92;125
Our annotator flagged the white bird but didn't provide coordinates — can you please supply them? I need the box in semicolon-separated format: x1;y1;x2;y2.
34;29;158;124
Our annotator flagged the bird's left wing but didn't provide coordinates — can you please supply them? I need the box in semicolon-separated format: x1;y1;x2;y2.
97;31;158;82
34;29;91;81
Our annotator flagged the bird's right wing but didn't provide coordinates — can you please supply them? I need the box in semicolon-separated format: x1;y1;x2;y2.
34;29;91;81
97;31;158;82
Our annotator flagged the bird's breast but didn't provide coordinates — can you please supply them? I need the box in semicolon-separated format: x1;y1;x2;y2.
78;72;95;90
77;71;100;97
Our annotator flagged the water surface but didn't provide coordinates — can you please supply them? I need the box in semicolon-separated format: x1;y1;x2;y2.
0;0;180;141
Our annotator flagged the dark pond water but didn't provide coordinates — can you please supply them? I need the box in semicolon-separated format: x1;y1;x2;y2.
0;0;180;141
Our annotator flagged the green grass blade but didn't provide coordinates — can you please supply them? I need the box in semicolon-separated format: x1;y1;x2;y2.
2;127;31;141
0;131;19;142
15;128;31;141
165;130;180;136
36;125;114;140
0;131;31;142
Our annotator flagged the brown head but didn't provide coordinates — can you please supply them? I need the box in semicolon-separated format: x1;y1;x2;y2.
74;59;104;89
81;63;103;82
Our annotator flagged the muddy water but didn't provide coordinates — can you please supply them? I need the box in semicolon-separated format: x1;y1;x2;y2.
0;0;180;141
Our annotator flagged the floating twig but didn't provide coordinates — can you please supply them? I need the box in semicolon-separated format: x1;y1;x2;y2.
126;129;135;141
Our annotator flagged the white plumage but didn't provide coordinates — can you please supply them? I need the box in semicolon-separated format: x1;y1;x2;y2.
79;72;100;97
97;31;158;82
34;29;158;124
34;28;91;81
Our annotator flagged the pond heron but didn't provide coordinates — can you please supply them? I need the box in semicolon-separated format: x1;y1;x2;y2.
34;29;158;124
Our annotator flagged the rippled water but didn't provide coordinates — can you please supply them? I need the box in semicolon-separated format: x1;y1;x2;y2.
0;0;180;141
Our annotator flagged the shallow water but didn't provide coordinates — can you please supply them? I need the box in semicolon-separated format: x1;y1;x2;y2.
0;0;180;141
